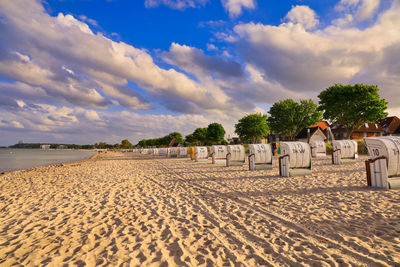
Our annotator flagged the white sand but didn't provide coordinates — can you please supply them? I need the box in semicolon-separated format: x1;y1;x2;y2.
0;152;399;266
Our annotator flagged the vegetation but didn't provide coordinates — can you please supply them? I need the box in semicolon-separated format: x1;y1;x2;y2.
9;143;96;149
121;139;133;149
192;128;208;145
137;132;184;148
206;123;226;144
268;99;322;140
184;133;196;145
234;113;269;143
326;141;333;155
357;140;368;155
318;83;387;137
169;132;184;145
8;139;136;150
95;142;109;149
185;123;227;146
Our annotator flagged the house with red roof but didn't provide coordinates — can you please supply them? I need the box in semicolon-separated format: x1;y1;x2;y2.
331;122;384;140
378;116;400;136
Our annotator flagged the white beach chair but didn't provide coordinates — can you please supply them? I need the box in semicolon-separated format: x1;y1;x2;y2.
226;145;245;167
177;147;188;158
158;148;168;157
332;140;358;165
168;147;179;158
364;136;400;189
210;145;227;164
279;142;312;177
195;146;209;162
310;140;326;158
248;144;273;170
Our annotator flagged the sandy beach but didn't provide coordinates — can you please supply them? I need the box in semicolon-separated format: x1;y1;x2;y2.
0;152;399;266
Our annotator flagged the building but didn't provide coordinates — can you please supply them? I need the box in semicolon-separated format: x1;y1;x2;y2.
40;144;51;150
378;116;400;136
268;121;330;143
331;123;384;140
267;133;291;143
295;127;327;143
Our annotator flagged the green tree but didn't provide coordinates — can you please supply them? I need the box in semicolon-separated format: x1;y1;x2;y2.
185;133;196;145
121;139;133;149
192;127;208;145
268;99;322;140
98;142;108;149
318;84;387;138
206;123;226;145
235;113;269;143
136;132;184;148
167;132;184;146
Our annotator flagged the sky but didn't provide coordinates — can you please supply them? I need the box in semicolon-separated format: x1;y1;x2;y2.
0;0;399;146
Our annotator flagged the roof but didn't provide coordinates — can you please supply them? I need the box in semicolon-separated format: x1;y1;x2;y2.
331;122;384;133
296;127;327;139
311;121;330;130
378;116;396;127
378;116;400;133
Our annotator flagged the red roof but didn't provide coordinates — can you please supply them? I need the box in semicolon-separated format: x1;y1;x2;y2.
378;116;400;134
331;122;384;133
311;121;330;130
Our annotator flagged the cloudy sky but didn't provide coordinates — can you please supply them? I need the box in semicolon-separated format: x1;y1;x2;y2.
0;0;399;146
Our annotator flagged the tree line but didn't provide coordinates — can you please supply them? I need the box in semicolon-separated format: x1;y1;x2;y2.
9;139;135;150
136;83;387;147
136;123;227;148
235;83;387;142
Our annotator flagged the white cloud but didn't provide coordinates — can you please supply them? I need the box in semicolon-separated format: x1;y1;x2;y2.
1;0;400;145
164;43;244;80
221;0;256;18
16;100;25;108
79;15;98;27
231;1;400;110
12;51;30;63
0;0;234;114
334;0;381;26
144;0;255;17
206;43;218;51
83;109;101;121
0;103;215;145
57;13;94;35
144;0;208;10
284;5;319;30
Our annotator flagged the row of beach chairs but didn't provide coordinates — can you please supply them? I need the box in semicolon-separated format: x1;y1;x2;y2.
133;136;400;189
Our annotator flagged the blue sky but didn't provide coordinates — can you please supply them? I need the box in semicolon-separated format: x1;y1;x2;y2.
0;0;399;145
43;1;333;50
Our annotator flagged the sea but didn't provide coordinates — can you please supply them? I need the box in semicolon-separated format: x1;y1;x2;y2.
0;149;96;173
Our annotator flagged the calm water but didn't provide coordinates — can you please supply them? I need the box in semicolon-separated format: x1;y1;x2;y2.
0;149;96;172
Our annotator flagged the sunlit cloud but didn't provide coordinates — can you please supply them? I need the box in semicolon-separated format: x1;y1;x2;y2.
1;0;399;145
